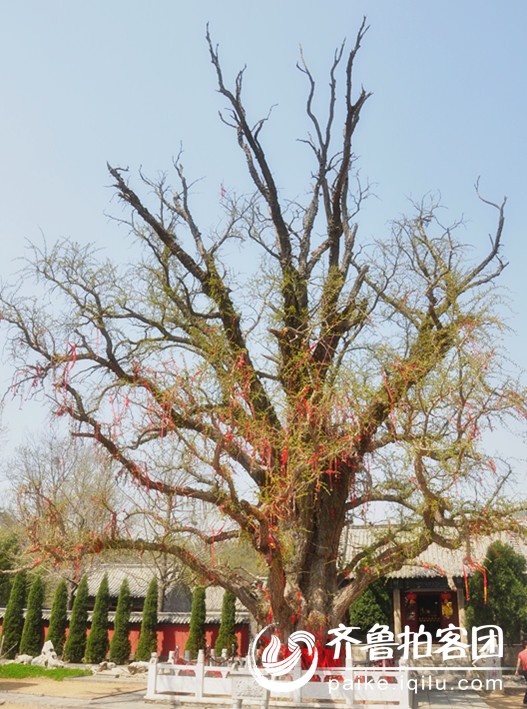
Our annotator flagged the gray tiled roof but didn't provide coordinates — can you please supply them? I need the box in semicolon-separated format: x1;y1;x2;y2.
86;564;155;598
0;608;246;625
84;563;250;621
341;525;527;579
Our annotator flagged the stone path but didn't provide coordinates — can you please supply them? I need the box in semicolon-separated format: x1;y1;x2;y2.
0;688;153;709
417;689;492;706
0;688;496;708
0;683;516;709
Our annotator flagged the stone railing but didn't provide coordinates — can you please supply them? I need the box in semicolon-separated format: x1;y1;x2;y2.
146;651;416;707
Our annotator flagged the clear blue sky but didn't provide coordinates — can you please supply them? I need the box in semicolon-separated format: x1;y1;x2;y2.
1;1;526;475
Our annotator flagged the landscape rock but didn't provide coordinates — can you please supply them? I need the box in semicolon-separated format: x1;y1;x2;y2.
31;655;48;667
30;639;64;668
47;656;65;668
92;660;118;674
16;654;33;664
128;661;149;674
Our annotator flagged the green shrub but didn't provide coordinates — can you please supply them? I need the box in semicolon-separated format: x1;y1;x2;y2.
1;572;26;658
63;576;88;663
135;576;158;661
185;587;206;659
467;541;527;644
20;576;45;656
348;579;391;639
46;580;68;656
215;591;237;657
109;579;131;664
85;574;109;663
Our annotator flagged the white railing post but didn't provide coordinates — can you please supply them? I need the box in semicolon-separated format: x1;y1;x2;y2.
196;649;205;700
400;664;412;709
260;688;270;709
146;652;158;699
397;658;415;709
344;655;355;706
291;662;302;704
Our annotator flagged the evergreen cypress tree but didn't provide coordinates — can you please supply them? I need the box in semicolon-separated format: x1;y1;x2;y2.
0;572;26;658
215;591;237;657
467;541;527;644
85;574;110;663
63;576;89;663
348;579;391;639
20;576;45;656
135;576;158;661
109;579;131;664
185;587;206;659
47;580;68;656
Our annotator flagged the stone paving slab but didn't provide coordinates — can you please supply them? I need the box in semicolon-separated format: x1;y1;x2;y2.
0;689;156;709
417;689;491;707
0;687;501;709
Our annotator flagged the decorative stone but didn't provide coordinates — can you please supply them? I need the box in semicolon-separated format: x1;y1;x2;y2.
47;656;64;668
30;638;64;668
31;656;48;667
128;661;150;674
16;654;33;664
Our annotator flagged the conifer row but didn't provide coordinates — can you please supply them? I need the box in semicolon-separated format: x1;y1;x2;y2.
0;574;133;662
0;575;233;663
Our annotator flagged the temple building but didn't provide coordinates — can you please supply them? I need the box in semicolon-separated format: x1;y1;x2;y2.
341;525;527;636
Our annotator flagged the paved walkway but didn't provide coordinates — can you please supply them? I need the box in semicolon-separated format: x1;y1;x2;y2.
0;688;153;709
0;686;507;708
417;689;492;706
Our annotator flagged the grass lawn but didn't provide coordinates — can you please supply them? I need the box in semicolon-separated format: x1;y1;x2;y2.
0;663;92;681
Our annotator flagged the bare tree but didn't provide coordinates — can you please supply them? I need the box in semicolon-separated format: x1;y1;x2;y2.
1;21;525;639
10;435;119;599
